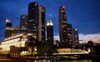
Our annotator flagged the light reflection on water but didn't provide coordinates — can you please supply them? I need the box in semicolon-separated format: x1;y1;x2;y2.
34;60;50;62
0;59;99;62
28;59;92;62
58;60;92;62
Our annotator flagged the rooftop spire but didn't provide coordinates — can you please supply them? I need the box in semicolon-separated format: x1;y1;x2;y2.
47;20;53;26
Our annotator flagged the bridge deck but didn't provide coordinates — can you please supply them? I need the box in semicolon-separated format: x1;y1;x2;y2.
53;52;89;55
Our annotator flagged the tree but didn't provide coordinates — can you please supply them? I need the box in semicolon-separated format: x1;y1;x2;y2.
25;36;37;55
87;41;94;47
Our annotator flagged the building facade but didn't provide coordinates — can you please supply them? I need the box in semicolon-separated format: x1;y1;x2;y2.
27;2;39;39
10;46;28;58
20;15;28;33
72;29;79;47
38;6;45;42
0;33;27;51
67;24;73;47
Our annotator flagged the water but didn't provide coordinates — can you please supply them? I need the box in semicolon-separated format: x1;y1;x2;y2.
29;59;92;62
0;56;100;62
27;59;99;62
0;59;100;62
59;60;92;62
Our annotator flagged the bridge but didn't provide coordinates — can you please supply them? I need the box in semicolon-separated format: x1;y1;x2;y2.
53;48;90;55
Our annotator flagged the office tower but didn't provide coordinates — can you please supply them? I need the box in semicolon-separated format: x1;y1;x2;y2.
5;19;20;38
67;24;73;47
59;6;68;47
47;20;54;44
5;18;12;38
27;2;39;39
38;6;45;42
20;15;28;32
72;29;79;47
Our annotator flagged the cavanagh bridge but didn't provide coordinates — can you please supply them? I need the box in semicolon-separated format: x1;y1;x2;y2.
52;48;90;59
53;48;90;55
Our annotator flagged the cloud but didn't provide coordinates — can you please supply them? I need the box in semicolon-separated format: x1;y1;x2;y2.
54;35;59;40
79;33;100;43
48;14;53;17
47;13;53;17
54;33;100;43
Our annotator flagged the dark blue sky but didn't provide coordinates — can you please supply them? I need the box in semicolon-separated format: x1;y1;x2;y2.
0;0;100;41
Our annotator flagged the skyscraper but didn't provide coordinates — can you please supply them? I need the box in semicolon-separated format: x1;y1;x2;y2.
27;2;39;39
38;6;45;42
72;29;79;47
20;15;28;32
5;19;20;38
67;24;73;47
5;18;12;38
47;20;54;44
59;6;68;47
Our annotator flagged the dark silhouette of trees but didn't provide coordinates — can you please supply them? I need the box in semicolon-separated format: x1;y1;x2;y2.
87;41;94;47
25;36;37;55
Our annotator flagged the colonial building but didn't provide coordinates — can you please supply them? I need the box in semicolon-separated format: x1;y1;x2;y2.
0;33;34;51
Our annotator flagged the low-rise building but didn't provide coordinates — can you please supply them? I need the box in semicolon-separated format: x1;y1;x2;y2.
10;46;28;58
0;33;35;51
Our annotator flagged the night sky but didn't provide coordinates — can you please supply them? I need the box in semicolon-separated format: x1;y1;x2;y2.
0;0;100;42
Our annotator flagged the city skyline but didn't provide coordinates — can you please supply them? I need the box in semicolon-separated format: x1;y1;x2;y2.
0;0;100;43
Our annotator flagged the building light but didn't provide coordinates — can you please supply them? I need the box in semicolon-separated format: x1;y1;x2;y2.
27;33;33;36
35;60;37;62
61;5;65;9
68;34;71;35
35;2;38;6
47;20;53;26
34;47;37;51
6;18;11;23
75;29;78;31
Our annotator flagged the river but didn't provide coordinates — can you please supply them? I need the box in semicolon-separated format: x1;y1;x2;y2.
0;59;99;62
